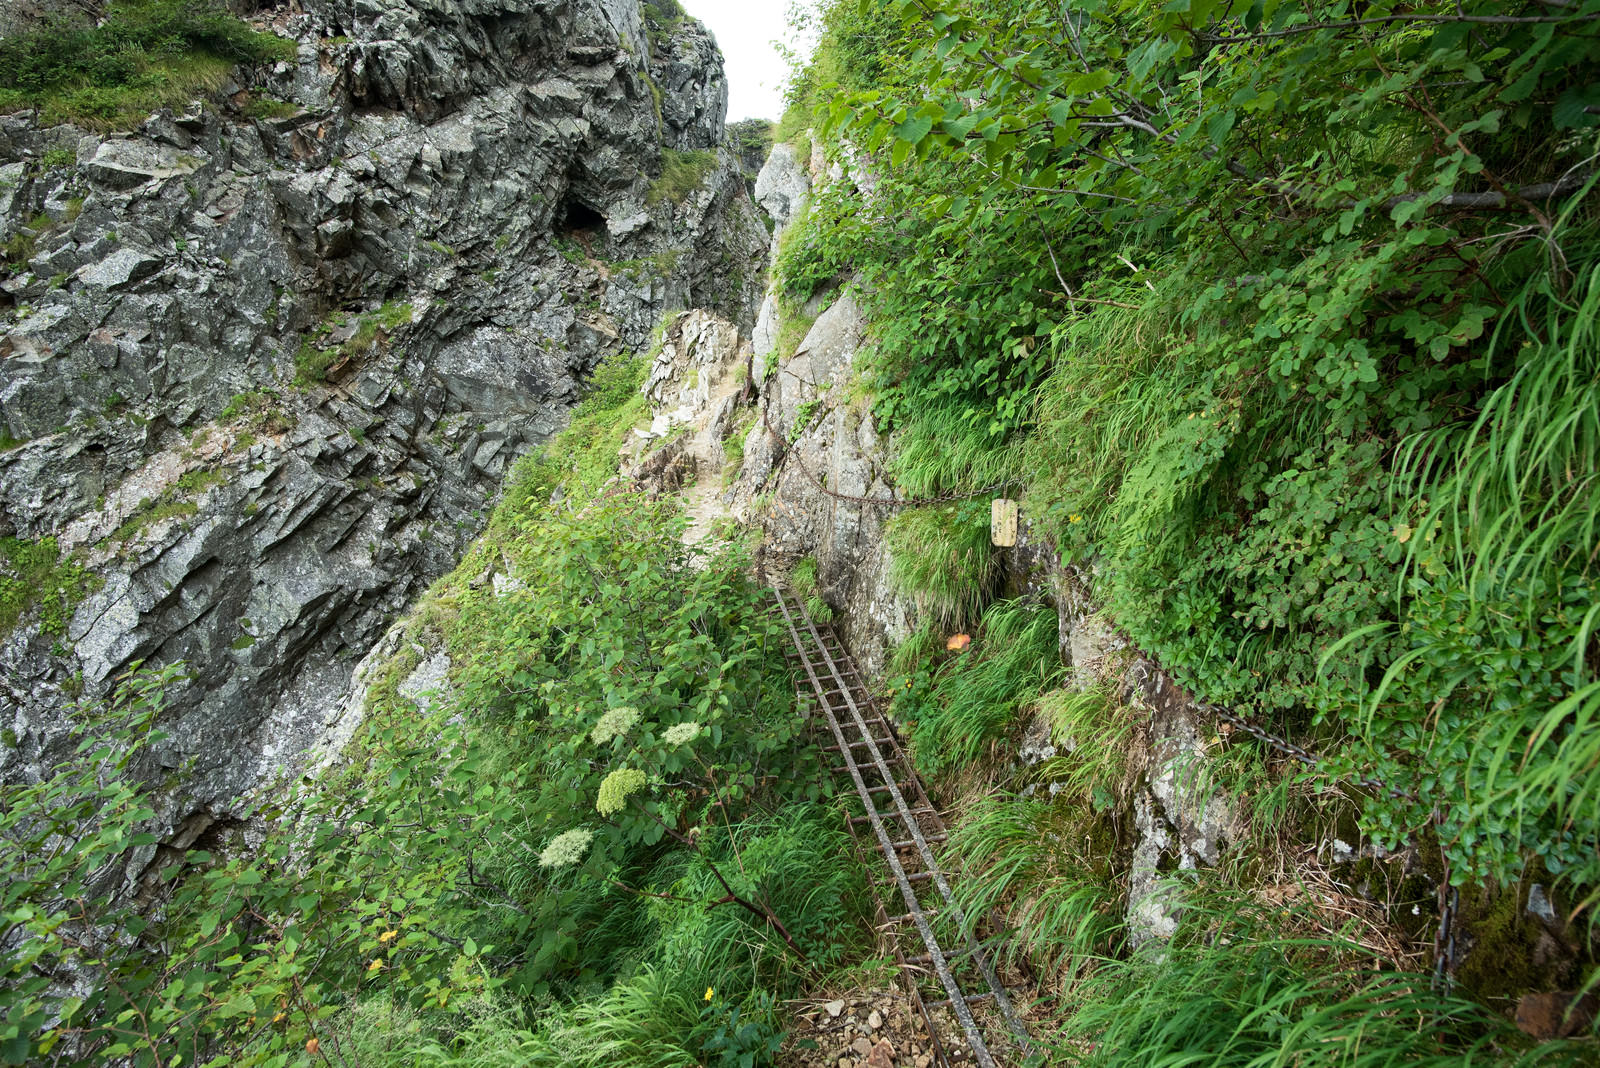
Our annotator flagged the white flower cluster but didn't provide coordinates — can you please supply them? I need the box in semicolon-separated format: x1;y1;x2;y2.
538;828;594;869
662;722;701;747
590;706;641;746
596;767;649;816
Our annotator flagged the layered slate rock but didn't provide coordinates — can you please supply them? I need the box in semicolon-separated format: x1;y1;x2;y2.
0;0;769;885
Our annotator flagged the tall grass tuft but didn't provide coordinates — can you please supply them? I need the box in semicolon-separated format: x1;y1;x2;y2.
1385;257;1600;893
789;556;833;624
1030;687;1135;805
946;794;1119;982
1055;881;1593;1067
890;395;1031;499
895;600;1061;774
886;501;998;629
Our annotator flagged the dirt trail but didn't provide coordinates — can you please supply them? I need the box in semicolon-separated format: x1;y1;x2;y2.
680;477;731;553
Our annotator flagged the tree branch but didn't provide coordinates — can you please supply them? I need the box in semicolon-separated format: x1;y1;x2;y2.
1205;9;1598;44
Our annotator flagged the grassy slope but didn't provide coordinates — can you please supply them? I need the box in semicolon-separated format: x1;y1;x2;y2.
766;0;1600;1060
0;0;295;130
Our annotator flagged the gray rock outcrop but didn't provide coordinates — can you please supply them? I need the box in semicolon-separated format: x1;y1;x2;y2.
0;0;769;884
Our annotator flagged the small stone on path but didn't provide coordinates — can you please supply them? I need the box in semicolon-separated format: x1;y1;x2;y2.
825;999;846;1018
864;1040;895;1068
867;1009;883;1030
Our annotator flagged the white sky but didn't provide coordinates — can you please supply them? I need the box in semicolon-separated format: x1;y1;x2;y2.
680;0;813;123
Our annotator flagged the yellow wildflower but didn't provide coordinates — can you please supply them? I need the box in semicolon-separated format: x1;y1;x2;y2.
1068;514;1082;524
704;987;715;1001
378;929;398;944
368;959;384;973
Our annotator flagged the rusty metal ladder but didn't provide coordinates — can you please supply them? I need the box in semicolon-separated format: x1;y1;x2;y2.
769;582;1031;1068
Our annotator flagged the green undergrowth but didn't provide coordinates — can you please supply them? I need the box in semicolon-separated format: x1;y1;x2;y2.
788;556;832;624
729;118;773;160
933;669;1595;1064
642;0;686;54
295;301;412;386
774;0;1600;1050
108;467;227;546
4;212;57;267
238;93;297;121
0;0;294;129
648;149;717;207
775;304;816;367
0;535;95;638
0;318;874;1064
1054;886;1586;1068
884;500;996;630
782;0;1600;913
220;389;291;436
888;599;1061;776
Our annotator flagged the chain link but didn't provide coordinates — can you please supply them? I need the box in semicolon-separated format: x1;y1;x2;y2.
1203;702;1416;802
759;397;1013;508
1204;702;1451;977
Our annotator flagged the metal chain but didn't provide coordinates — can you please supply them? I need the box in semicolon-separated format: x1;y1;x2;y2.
758;395;1014;508
1203;701;1450;974
1203;702;1417;802
758;396;1420;799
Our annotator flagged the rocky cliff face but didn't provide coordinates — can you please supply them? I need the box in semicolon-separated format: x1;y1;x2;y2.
0;0;768;874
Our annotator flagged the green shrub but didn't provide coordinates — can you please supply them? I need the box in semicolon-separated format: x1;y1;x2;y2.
789;0;1600;900
239;93;297;120
0;0;295;129
648;149;717;207
0;536;95;636
729;118;773;155
38;147;75;171
885;501;996;629
0;476;862;1065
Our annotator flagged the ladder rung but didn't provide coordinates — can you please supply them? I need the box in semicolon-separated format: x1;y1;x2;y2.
825;736;893;752
892;833;947;850
925;992;996;1010
887;909;938;924
851;805;935;825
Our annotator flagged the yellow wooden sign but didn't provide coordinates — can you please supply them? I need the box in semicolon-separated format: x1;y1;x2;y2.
991;498;1019;547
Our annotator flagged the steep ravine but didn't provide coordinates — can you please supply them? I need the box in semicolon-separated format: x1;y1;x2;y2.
643;136;1592;1048
3;3;1590;1061
0;0;767;884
